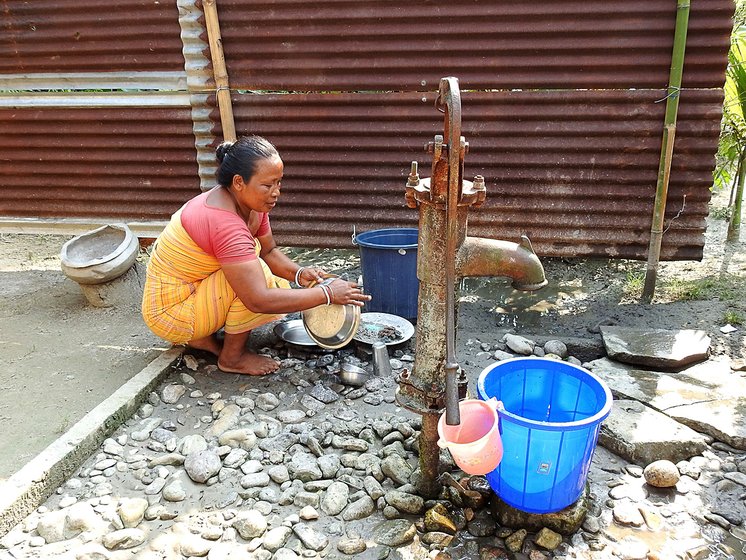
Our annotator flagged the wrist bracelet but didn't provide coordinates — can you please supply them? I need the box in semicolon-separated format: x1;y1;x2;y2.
294;266;306;286
319;284;331;305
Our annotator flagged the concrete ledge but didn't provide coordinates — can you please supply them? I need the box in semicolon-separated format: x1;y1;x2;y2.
0;347;182;538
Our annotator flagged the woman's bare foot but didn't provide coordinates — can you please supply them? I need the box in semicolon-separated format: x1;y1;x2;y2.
217;351;280;376
186;334;222;357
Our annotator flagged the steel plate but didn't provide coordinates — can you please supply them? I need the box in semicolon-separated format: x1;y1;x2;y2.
354;312;415;346
273;319;318;347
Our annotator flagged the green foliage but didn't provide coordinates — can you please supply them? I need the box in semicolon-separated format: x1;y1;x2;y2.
662;274;745;302
715;5;746;192
622;270;645;298
710;206;731;220
724;309;744;325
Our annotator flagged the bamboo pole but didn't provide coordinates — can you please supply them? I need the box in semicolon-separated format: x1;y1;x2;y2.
642;0;691;303
727;155;745;241
202;0;236;142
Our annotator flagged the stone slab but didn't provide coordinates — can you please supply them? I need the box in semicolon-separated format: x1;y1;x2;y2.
588;357;746;450
0;347;182;538
600;326;710;370
598;399;709;466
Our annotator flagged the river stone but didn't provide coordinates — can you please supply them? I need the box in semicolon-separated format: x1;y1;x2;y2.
317;454;341;478
240;472;270;488
292;523;328;551
184;450;222;483
466;509;496;537
321;481;349;515
205;404;241;439
612;502;645;527
255;392;280;411
263;526;292;552
36;510;69;543
259;433;299;453
117;497;148;528
364;475;385;500
420;531;454;547
309;384;340;404
288;452;322;482
505;529;527;553
503;333;535;355
384;489;424;515
381;454;412;485
180;534;212;557
268;464;290;484
162;478;187;502
149;453;185;467
424;504;458;534
232;510;267;539
535;527;563;550
373;519;416;547
130;417;162;442
161;384;186;404
179;434;208;456
277;409;306;423
337;536;367;555
543;340;568;358
341;495;376;521
218;429;257;450
74;543;112;560
102;528;146;550
723;471;746;487
643;460;680;488
223;448;249;468
299;506;319;520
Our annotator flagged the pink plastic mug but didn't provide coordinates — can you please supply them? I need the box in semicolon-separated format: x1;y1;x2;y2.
437;398;504;476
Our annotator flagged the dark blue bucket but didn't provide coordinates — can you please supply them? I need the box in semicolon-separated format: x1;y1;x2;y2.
477;357;612;514
354;228;419;320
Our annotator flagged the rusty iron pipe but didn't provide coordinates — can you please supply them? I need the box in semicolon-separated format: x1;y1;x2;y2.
456;235;547;291
439;77;463;427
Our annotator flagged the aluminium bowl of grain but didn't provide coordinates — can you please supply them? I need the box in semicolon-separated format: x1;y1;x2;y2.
301;277;361;349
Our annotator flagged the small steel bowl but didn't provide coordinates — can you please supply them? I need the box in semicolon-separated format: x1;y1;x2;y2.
338;363;370;387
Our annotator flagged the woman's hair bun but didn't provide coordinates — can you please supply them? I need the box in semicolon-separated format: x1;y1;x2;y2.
216;140;235;163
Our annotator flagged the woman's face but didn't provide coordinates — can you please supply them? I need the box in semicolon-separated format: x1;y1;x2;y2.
234;155;284;213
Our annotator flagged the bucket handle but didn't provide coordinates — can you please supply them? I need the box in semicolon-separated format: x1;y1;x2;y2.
351;225;357;246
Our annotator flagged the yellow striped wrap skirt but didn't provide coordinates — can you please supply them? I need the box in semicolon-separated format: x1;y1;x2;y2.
141;209;290;343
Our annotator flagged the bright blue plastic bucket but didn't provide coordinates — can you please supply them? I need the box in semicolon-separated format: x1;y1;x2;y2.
477;357;612;514
354;228;419;320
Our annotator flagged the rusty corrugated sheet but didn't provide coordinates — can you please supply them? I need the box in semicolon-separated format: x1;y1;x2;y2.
0;105;200;220
223;87;722;260
218;0;732;91
177;0;218;190
0;0;184;73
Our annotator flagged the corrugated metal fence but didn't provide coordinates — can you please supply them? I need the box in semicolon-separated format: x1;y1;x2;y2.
0;0;735;259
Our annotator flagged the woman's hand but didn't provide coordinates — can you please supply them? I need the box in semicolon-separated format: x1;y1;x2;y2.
326;278;371;307
296;266;325;287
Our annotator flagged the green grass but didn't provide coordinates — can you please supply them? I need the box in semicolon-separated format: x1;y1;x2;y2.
661;274;746;302
710;206;731;221
622;270;645;298
724;309;744;325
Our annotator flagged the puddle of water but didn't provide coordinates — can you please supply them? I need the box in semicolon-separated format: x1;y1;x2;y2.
605;522;745;560
458;277;584;330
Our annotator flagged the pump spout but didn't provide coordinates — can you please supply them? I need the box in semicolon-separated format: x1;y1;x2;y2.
456;234;547;291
